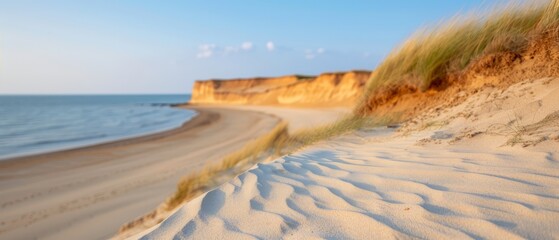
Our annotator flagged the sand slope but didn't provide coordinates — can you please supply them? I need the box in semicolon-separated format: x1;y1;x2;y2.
138;78;559;239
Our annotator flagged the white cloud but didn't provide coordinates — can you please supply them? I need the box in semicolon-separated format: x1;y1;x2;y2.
266;41;275;51
196;44;216;58
224;42;253;55
196;41;252;59
304;48;325;60
241;41;253;50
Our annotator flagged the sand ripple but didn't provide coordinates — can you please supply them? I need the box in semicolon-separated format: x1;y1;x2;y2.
139;79;559;239
140;127;559;239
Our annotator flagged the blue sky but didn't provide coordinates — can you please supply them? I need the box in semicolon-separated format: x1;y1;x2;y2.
0;0;498;94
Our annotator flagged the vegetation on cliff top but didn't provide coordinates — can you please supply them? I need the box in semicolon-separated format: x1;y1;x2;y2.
358;0;559;112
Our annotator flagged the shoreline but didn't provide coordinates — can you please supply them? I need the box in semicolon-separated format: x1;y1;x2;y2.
0;105;200;169
0;105;197;162
0;106;281;240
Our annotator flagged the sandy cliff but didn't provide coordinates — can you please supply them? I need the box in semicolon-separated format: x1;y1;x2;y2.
191;71;372;106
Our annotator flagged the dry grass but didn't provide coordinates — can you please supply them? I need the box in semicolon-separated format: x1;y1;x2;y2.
486;110;559;146
358;0;559;111
165;113;396;209
166;121;289;209
288;116;370;147
287;114;399;148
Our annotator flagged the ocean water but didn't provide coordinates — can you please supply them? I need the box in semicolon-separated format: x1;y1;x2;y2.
0;95;195;160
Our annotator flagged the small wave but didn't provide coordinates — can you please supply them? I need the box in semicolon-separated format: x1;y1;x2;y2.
23;134;110;147
0;95;193;159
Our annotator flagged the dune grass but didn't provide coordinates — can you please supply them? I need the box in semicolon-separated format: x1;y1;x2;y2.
359;0;559;111
166;121;289;209
287;114;400;148
165;114;391;209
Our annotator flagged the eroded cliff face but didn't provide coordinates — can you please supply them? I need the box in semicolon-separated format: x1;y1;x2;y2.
191;71;371;106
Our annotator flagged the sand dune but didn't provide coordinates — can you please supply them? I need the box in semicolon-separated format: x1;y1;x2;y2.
137;78;559;239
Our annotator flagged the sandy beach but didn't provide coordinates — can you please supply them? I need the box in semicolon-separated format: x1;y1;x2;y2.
0;106;285;240
223;106;350;133
3;1;558;239
136;78;559;239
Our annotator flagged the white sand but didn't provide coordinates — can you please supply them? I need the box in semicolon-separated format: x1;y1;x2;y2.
136;78;559;239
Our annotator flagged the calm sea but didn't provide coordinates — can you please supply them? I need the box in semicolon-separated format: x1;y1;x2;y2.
0;95;195;160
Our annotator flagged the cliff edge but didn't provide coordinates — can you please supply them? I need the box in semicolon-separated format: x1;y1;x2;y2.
191;71;372;107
